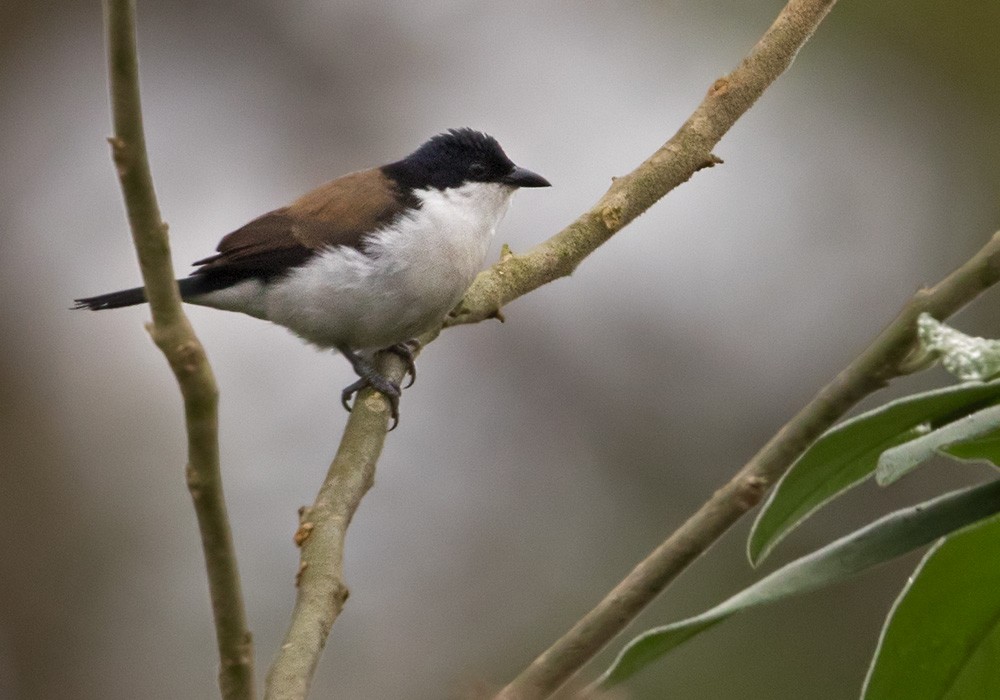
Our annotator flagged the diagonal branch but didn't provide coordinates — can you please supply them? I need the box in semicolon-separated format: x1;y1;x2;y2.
269;0;841;696
104;2;254;697
503;232;1000;700
448;0;838;328
497;233;1000;700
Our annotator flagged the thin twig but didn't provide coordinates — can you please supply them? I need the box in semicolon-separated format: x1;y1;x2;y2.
264;354;411;700
103;2;254;697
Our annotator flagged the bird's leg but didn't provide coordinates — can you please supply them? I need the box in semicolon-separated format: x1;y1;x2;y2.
338;347;402;429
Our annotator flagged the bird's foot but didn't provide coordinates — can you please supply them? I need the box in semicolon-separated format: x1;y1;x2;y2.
384;339;421;389
339;346;418;430
340;374;401;429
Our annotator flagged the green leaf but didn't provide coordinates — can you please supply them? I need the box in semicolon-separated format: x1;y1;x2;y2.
863;514;1000;700
876;404;1000;485
596;479;1000;690
749;380;1000;565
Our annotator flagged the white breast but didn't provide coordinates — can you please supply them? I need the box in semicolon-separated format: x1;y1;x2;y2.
256;181;516;351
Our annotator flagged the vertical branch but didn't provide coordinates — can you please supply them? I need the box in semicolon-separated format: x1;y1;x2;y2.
103;2;255;697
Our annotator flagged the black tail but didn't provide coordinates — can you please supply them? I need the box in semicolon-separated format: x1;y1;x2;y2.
73;275;237;311
73;286;147;310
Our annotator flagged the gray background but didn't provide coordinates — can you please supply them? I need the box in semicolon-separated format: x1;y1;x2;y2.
2;1;999;698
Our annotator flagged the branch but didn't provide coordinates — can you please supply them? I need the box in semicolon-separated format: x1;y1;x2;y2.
264;354;412;700
103;2;254;697
447;0;838;328
501;230;997;697
492;0;869;697
266;0;843;694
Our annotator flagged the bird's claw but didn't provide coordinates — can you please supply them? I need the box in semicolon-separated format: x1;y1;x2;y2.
338;341;419;430
341;376;401;430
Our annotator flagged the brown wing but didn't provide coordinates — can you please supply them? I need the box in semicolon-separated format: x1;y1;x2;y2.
192;168;410;280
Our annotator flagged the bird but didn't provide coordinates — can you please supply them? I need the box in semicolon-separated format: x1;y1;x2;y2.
75;128;550;426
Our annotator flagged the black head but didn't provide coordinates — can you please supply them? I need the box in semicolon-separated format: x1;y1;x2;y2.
383;128;550;191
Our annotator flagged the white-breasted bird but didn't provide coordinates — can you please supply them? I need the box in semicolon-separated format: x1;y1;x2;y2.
75;128;551;425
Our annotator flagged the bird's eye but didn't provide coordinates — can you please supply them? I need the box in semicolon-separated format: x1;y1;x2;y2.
468;162;487;178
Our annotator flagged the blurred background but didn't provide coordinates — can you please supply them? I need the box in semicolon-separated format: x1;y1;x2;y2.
2;1;999;698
